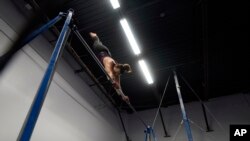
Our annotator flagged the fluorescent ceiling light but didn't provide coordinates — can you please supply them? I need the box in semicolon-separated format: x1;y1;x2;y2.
120;18;141;55
110;0;120;9
139;60;153;84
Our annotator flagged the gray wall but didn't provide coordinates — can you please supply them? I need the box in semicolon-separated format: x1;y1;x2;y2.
123;93;250;141
0;0;125;140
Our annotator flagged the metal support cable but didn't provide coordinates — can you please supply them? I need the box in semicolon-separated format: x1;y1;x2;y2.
188;118;206;132
179;74;226;132
173;70;193;141
152;76;171;128
202;105;225;132
201;103;212;132
151;127;158;141
159;109;170;137
171;120;183;141
178;74;204;104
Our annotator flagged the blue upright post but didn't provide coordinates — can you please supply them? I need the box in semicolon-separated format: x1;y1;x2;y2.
151;127;157;141
17;10;73;141
173;70;193;141
144;130;148;141
144;126;157;141
144;126;150;141
21;13;64;47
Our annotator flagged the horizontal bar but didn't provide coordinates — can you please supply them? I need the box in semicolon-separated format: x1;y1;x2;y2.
72;26;148;128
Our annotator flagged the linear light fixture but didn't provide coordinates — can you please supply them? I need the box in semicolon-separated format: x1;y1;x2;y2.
120;18;141;55
110;0;120;9
139;60;153;84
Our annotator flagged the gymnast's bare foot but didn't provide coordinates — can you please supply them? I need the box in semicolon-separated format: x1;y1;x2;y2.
89;32;97;38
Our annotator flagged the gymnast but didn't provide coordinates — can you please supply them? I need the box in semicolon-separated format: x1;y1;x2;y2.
90;32;131;102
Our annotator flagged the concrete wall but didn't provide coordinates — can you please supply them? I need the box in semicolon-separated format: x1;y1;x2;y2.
0;0;125;140
123;93;250;141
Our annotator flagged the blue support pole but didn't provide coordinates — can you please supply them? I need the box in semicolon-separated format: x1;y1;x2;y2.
144;131;148;141
17;10;73;141
21;13;64;47
144;127;150;141
144;126;157;141
147;126;151;141
173;70;193;141
151;127;157;141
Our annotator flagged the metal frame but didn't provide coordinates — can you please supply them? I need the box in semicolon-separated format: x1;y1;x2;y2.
150;68;215;140
12;7;212;141
144;126;157;141
173;70;193;141
16;12;151;141
3;5;214;141
71;25;148;128
17;10;73;141
149;68;197;141
159;109;170;137
179;73;213;132
151;76;171;137
152;70;195;141
15;8;149;141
